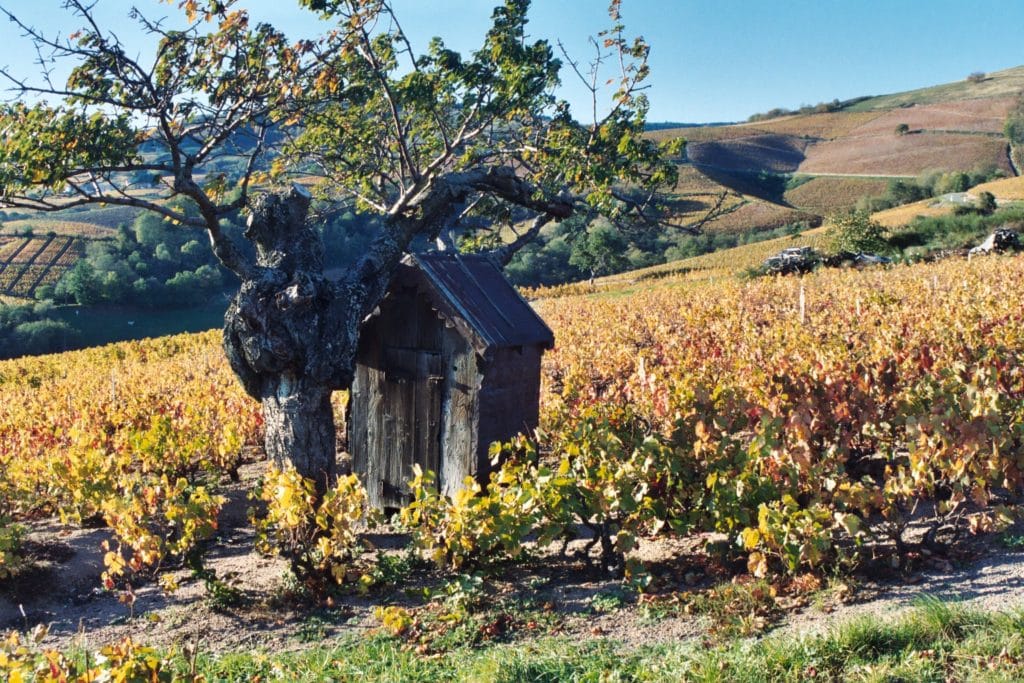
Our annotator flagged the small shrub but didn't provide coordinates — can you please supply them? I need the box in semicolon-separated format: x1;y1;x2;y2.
252;467;376;591
0;518;23;579
100;475;223;591
827;211;888;254
403;406;682;579
977;190;997;214
400;465;539;571
0;627;173;682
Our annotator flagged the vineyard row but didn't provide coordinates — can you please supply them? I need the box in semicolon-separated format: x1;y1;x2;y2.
0;236;82;298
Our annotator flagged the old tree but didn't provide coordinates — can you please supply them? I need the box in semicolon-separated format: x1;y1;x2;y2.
0;0;684;491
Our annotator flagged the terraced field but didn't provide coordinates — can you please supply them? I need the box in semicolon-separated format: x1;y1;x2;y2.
648;110;885;145
664;165;746;224
702;199;815;234
0;236;85;299
0;218;116;238
0;201;146;238
742;110;885;138
687;134;810;173
845;97;1013;135
648;124;766;144
666;165;814;234
679;109;1012;180
0;204;142;299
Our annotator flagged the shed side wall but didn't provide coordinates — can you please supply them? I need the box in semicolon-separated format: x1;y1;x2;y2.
476;345;544;477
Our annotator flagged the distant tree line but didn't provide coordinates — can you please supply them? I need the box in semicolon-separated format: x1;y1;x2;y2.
38;201;237;308
34;203;382;309
505;216;813;287
644;121;734;131
745;96;872;123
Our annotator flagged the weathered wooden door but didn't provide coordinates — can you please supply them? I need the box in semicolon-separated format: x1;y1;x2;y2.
376;347;443;511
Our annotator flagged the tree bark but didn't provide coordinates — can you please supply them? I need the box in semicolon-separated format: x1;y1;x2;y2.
261;373;337;489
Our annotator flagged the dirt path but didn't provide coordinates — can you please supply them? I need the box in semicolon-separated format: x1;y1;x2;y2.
783;547;1024;637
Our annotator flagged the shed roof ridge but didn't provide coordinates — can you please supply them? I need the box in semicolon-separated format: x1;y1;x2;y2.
451;253;516;330
401;251;554;350
411;253;499;349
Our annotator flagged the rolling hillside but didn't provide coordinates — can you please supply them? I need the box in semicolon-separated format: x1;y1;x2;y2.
844;64;1024;111
676;96;1014;179
653;65;1024;241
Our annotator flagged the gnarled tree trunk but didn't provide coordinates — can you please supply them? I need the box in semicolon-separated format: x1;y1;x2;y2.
222;186;359;492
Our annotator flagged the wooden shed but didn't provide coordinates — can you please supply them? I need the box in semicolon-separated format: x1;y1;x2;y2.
348;251;554;511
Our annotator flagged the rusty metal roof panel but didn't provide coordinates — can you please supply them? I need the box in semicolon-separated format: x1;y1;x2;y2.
404;252;554;350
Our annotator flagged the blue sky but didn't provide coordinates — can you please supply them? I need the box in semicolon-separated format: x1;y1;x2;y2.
1;0;1023;123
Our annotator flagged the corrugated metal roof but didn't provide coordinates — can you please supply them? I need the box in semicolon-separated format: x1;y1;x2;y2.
402;252;554;351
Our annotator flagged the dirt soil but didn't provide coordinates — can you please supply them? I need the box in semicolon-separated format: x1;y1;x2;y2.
4;460;1024;656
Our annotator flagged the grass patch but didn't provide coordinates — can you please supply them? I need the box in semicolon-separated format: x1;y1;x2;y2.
6;598;1024;680
886;205;1024;254
168;598;1024;681
638;579;783;639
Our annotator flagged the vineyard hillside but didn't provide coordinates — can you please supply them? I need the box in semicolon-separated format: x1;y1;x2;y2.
783;176;891;214
5;252;1024;665
674;96;1016;180
644;67;1024;241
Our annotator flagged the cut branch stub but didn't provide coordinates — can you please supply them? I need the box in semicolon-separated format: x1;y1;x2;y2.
245;184;321;274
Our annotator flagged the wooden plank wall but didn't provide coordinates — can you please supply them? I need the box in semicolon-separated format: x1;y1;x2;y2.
476;346;544;476
439;322;481;499
351;286;455;509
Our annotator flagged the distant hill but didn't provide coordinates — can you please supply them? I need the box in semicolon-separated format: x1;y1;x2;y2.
645;121;734;131
649;65;1024;237
844;65;1024;111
